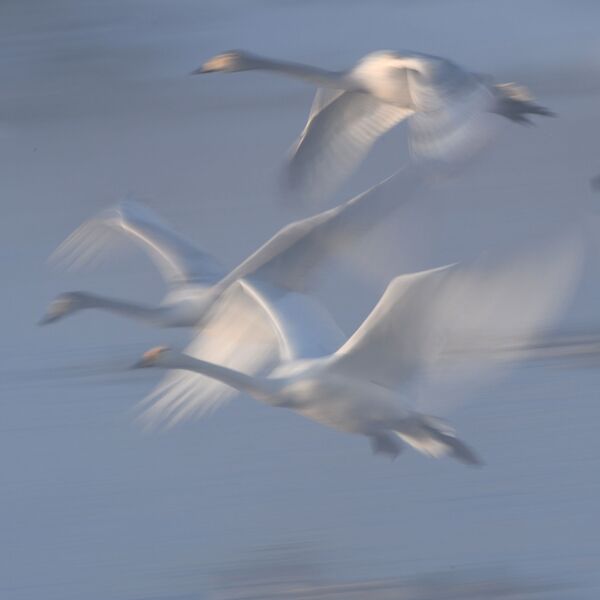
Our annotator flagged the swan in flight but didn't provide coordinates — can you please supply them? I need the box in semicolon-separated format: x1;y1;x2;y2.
42;167;426;420
134;236;581;464
42;168;421;327
136;266;483;464
196;50;553;198
41;201;226;328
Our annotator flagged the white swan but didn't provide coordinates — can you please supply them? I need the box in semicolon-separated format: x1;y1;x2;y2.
134;236;581;464
196;50;553;197
136;266;482;464
42;168;420;327
42;167;426;421
41;201;227;327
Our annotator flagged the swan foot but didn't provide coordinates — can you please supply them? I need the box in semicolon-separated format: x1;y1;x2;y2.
369;433;403;460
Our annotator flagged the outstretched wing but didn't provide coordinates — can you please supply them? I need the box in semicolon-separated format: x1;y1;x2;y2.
138;279;345;427
240;277;346;361
138;281;280;427
307;87;346;119
285;91;411;198
217;166;426;293
50;200;225;288
330;265;457;389
330;236;582;390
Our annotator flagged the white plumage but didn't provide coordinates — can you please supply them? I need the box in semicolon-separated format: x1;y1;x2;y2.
135;235;581;463
198;49;553;198
43;168;426;424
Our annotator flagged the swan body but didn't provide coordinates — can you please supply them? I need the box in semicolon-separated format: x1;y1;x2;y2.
140;351;407;432
197;49;553;197
135;265;482;464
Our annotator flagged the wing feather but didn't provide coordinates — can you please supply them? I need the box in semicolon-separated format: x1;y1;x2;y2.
285;91;411;198
138;282;281;427
50;200;225;288
398;55;498;162
217;166;425;293
331;236;582;390
138;279;346;427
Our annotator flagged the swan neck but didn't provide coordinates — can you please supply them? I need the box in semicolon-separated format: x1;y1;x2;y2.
169;353;273;398
246;55;347;88
82;294;164;324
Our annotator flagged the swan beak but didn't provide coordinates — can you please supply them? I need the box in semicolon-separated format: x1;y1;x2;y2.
131;358;150;369
191;54;228;75
190;64;212;75
38;313;59;326
132;347;169;369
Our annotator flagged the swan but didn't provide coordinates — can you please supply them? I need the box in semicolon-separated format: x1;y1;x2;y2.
134;235;581;464
135;265;483;464
42;167;426;420
42;168;421;327
196;50;553;198
40;199;230;327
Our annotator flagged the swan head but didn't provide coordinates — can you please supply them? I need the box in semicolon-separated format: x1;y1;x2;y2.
39;292;91;325
133;346;172;369
192;50;259;74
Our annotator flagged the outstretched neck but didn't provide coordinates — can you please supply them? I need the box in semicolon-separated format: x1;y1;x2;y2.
80;293;169;326
164;353;275;398
243;54;349;89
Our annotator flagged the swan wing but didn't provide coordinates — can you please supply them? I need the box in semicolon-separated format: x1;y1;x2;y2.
403;56;499;161
330;236;582;390
240;277;346;361
138;279;345;427
138;281;280;427
286;91;412;198
50;200;225;288
217;167;425;293
330;264;457;389
307;87;345;119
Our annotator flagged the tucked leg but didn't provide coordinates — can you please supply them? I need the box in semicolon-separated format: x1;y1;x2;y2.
369;432;403;460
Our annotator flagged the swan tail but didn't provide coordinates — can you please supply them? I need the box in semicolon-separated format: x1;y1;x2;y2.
492;83;555;125
394;415;482;466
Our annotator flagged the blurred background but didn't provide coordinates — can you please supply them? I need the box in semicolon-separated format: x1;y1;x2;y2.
2;1;600;598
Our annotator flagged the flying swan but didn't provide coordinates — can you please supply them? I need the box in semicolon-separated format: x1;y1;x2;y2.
134;234;581;465
135;265;483;464
196;49;553;198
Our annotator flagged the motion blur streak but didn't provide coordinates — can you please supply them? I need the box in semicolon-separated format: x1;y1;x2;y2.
206;545;569;599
